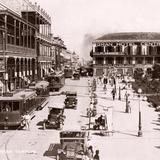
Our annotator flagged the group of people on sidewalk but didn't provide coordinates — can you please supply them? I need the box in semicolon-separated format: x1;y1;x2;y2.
86;145;100;160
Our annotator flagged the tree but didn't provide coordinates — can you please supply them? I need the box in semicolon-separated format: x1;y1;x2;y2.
152;63;160;79
134;68;144;80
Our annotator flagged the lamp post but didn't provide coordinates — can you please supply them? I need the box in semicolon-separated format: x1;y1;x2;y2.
125;91;129;113
138;88;142;137
118;86;121;100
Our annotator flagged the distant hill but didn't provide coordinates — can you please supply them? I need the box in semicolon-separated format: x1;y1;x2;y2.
97;32;160;40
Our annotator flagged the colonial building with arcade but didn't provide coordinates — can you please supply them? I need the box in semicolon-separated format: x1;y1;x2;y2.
92;32;160;76
0;0;53;93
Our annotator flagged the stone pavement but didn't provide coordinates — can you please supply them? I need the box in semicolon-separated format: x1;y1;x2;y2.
88;80;160;160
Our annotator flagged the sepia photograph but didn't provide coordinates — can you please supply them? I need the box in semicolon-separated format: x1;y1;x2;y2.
0;0;160;159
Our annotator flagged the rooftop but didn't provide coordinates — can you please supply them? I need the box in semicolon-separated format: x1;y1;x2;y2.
97;32;160;41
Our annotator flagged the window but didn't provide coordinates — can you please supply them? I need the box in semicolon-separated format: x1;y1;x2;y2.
13;102;19;111
95;46;103;52
1;102;12;112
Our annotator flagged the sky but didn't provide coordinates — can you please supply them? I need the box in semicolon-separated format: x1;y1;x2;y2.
6;0;160;60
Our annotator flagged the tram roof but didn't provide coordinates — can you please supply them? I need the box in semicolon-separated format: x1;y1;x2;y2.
48;98;64;109
60;130;87;138
0;90;36;101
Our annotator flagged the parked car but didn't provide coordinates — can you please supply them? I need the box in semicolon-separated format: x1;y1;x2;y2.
64;91;77;109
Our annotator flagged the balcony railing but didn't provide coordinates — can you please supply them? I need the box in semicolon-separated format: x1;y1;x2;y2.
36;32;52;44
22;0;51;24
93;63;154;68
0;44;36;57
93;52;124;55
38;56;52;62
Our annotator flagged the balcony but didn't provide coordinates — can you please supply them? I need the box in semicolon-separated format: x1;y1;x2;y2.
93;52;125;56
93;64;134;68
36;32;52;44
21;0;51;24
0;44;36;58
38;56;52;62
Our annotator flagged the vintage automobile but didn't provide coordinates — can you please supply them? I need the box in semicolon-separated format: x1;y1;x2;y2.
64;91;77;109
56;130;89;160
73;71;80;80
43;102;65;129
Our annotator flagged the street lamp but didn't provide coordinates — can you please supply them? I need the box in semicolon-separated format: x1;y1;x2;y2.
118;86;121;100
138;88;142;137
125;91;129;113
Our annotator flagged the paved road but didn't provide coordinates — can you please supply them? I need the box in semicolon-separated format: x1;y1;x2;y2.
0;77;160;160
0;77;91;160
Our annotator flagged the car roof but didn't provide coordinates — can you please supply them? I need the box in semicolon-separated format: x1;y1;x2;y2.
48;100;64;109
66;91;77;95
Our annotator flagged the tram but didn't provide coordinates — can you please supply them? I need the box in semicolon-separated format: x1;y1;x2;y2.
64;68;73;78
29;80;49;110
45;71;65;91
0;89;37;128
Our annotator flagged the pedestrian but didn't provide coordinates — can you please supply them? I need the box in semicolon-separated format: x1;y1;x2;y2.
99;76;102;84
128;101;131;113
87;145;94;160
93;150;100;160
103;75;108;85
97;115;104;129
58;150;66;160
23;111;31;130
111;88;116;100
103;84;107;93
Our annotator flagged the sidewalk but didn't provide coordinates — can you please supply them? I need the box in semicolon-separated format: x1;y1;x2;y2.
88;81;160;160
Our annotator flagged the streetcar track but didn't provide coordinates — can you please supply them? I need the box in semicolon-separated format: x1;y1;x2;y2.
0;126;22;160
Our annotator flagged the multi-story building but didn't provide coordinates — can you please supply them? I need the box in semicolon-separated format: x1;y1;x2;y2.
21;0;52;79
92;32;160;76
61;49;72;68
0;1;37;92
52;36;66;71
71;51;80;69
0;0;52;93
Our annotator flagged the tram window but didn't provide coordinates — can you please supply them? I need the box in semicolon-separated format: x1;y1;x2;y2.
13;102;19;111
1;102;12;112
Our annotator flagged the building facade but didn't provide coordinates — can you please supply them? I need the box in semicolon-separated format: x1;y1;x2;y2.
0;0;53;93
21;0;52;79
52;36;66;71
92;32;160;76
